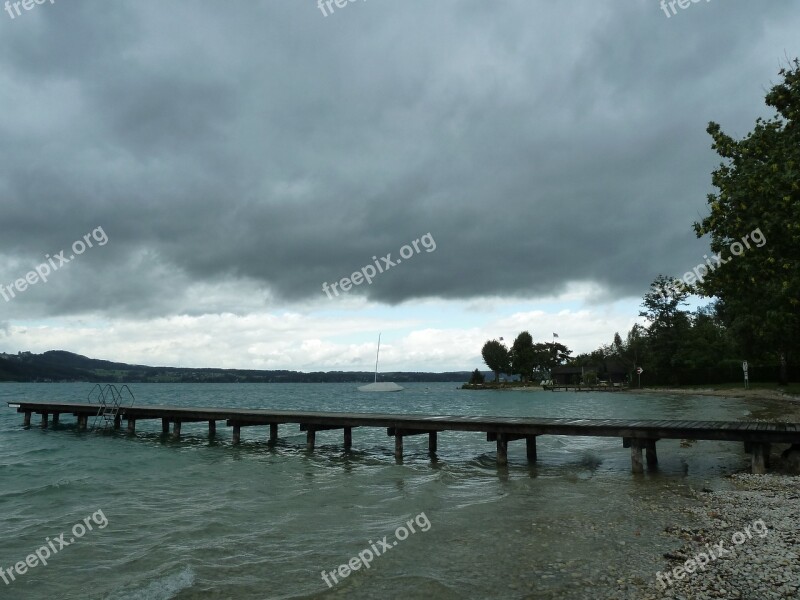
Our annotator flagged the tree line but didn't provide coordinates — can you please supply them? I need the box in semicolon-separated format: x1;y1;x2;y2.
480;332;571;382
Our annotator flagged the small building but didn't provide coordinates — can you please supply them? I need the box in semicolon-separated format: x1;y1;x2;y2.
551;362;628;385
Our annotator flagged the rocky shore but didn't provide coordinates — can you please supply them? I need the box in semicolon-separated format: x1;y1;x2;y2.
600;389;800;599
637;387;800;404
617;474;799;599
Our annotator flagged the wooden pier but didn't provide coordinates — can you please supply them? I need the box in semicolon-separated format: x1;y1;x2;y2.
8;401;800;474
542;385;625;392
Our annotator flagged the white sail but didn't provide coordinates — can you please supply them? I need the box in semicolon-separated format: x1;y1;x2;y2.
358;333;404;392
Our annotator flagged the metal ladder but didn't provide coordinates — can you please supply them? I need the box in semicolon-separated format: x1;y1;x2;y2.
89;384;135;430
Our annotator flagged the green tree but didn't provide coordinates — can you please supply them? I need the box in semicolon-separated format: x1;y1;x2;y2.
532;341;572;378
686;306;735;368
693;60;800;384
623;324;649;375
640;275;691;381
510;331;536;382
481;340;510;383
469;368;486;385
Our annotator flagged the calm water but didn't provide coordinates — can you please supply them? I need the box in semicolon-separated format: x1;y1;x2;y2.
0;383;783;599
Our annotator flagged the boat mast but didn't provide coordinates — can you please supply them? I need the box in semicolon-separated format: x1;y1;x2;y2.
374;333;381;383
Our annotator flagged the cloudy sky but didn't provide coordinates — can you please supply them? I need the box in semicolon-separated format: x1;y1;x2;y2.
0;0;797;372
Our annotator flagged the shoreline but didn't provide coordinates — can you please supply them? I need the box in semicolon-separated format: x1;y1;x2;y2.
616;474;799;599
612;388;800;598
637;387;800;403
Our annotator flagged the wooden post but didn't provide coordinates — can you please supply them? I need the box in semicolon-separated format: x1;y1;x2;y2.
752;443;768;474
232;424;241;444
127;418;136;434
645;439;658;467
41;413;49;428
307;428;316;451
23;411;31;427
496;434;508;466
395;433;403;460
269;423;278;446
162;418;170;434
344;427;352;450
631;440;644;474
429;431;438;454
52;413;60;426
77;415;87;430
208;421;216;437
173;420;181;438
765;443;771;469
114;415;121;430
526;435;537;462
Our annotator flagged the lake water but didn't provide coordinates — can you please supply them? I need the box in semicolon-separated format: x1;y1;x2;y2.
0;383;784;599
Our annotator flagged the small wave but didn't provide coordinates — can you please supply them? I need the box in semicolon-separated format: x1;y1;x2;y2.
106;566;195;600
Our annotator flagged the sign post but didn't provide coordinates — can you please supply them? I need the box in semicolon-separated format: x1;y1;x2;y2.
742;361;749;390
636;367;644;389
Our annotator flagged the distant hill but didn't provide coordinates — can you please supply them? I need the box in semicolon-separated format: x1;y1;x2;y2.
0;351;479;383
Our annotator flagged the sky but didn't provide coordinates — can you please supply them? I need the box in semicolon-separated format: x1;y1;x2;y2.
0;0;798;372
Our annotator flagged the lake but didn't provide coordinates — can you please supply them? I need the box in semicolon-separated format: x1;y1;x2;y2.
0;382;783;599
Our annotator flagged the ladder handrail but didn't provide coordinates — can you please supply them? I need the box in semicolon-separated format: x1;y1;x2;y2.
89;384;135;430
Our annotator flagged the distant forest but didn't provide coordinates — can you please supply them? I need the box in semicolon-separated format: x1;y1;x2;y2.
0;351;474;384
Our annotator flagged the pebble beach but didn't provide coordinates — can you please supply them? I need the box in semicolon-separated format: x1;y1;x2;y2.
611;389;800;600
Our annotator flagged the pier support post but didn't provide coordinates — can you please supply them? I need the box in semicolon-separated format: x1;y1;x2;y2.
77;415;87;430
344;427;352;451
127;418;136;434
52;413;60;426
395;434;403;460
645;439;658;467
631;440;644;474
162;418;170;435
232;424;241;444
496;434;508;466
41;413;49;429
114;415;121;430
307;429;316;451
23;411;31;427
526;435;537;462
751;443;769;474
429;432;438;454
173;420;181;438
208;421;216;437
269;423;278;446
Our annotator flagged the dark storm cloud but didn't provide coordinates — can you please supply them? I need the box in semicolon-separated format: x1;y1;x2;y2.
0;0;798;317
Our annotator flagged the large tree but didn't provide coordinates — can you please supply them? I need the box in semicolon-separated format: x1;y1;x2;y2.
693;60;800;384
510;331;536;382
532;341;572;377
640;274;691;380
481;340;510;383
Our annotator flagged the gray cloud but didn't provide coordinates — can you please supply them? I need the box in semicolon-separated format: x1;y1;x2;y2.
0;0;798;318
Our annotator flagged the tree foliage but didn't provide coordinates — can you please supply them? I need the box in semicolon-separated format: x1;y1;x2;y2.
481;340;510;383
693;60;800;384
639;275;692;376
510;331;536;381
469;368;486;385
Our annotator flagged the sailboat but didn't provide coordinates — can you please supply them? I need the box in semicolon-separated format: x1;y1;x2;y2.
357;333;404;392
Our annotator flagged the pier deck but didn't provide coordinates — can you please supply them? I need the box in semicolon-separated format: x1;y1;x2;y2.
8;401;799;474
